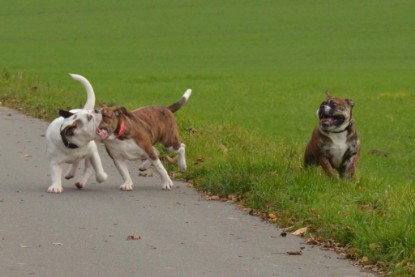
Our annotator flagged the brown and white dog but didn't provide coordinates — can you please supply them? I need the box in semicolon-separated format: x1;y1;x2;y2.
304;92;360;179
96;89;192;191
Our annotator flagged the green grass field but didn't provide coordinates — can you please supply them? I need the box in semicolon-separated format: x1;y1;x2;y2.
1;0;415;274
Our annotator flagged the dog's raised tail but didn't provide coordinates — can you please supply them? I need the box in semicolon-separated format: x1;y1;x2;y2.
168;89;192;113
69;73;96;110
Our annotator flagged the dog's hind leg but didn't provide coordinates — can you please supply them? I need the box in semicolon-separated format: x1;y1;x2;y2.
138;148;158;171
64;161;79;180
89;150;108;183
167;143;187;172
152;158;174;190
75;159;93;189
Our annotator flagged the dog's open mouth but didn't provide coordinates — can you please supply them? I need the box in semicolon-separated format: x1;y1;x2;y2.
96;128;109;139
319;114;345;127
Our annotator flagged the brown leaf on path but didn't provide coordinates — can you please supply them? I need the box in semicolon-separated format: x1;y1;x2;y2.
138;172;153;177
227;194;238;202
287;250;302;255
127;234;142;240
204;195;220;201
306;236;320;245
52;242;64;246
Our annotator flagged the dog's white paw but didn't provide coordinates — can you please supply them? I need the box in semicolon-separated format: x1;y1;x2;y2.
162;180;174;190
48;185;63;193
96;172;108;183
120;182;134;191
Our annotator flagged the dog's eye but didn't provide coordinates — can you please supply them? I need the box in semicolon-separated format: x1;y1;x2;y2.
87;115;93;122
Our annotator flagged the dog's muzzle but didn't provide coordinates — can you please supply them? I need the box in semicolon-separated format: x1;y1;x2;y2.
318;105;346;129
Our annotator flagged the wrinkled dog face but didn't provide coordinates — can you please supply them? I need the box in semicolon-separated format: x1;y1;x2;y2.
59;109;102;147
317;94;354;132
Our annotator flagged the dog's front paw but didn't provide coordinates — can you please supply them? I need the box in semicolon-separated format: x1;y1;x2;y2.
120;182;134;191
96;172;108;183
162;180;174;191
48;185;63;193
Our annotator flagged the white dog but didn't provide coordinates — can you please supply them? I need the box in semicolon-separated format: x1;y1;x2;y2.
46;74;108;193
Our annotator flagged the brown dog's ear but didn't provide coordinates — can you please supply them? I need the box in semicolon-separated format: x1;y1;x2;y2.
325;91;332;99
59;110;73;118
346;99;354;107
114;107;128;117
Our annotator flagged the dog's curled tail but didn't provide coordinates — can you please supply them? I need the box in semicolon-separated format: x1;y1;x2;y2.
69;73;96;110
168;89;192;113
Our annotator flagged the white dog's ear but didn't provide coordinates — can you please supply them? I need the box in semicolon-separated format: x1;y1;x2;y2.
59;110;74;119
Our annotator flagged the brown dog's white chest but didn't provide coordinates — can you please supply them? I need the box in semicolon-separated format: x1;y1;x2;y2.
322;131;348;168
104;139;146;161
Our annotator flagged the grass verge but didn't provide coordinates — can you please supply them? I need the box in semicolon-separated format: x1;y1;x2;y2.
1;71;415;275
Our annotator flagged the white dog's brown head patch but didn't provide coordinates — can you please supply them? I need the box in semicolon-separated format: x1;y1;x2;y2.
59;109;102;148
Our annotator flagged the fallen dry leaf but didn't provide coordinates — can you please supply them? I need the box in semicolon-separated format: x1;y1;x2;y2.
204;195;220;201
166;156;177;164
287;250;302;255
52;242;64;246
138;172;153;177
219;144;228;154
306;236;320;245
227;194;238;202
187;127;197;134
194;156;205;165
361;256;370;265
268;213;277;220
22;154;32;158
127;234;142;240
292;227;308;237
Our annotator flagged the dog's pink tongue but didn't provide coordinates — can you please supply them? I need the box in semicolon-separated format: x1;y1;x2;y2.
96;129;108;139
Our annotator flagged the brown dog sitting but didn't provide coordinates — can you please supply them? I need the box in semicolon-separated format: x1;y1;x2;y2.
96;89;191;191
304;92;360;179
